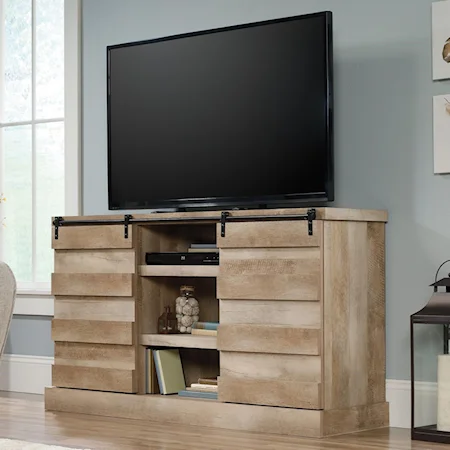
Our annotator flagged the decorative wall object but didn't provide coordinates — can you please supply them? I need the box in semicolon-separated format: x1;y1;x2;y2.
175;285;199;333
433;1;450;80
433;95;450;174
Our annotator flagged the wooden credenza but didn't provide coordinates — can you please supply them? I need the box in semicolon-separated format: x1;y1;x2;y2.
45;207;389;438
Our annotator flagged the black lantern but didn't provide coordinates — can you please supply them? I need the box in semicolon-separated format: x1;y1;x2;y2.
411;262;450;444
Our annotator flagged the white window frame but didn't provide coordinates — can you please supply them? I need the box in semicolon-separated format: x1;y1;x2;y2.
0;0;81;314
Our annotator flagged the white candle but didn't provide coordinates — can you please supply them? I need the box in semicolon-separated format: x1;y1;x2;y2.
438;354;450;431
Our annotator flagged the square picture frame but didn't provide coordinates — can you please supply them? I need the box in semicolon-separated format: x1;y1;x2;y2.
433;1;450;80
433;95;450;173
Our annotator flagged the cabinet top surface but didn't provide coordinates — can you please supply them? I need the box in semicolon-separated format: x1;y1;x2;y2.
62;208;388;223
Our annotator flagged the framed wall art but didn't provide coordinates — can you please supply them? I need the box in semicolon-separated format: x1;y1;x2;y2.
433;1;450;80
433;95;450;173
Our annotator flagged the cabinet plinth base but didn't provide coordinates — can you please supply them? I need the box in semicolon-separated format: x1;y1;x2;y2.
45;388;388;438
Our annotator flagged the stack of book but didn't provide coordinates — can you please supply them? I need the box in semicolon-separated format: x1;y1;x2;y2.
178;378;218;400
187;243;218;254
191;321;218;336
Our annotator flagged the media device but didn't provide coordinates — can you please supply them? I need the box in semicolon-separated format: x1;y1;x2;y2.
146;252;220;266
107;12;334;210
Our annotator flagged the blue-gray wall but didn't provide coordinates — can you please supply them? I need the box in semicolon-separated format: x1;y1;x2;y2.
5;316;53;357
81;0;449;380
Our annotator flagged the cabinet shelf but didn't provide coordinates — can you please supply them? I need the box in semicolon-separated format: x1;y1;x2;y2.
140;333;217;350
139;265;219;278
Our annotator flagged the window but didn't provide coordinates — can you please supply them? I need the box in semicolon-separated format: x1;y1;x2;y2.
0;0;66;292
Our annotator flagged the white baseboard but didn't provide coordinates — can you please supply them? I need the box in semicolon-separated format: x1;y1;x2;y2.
0;363;437;428
13;295;54;316
0;354;53;394
386;379;437;429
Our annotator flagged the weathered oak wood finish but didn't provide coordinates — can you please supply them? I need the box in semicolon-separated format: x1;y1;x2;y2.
47;207;388;439
140;333;217;350
44;387;388;438
322;402;389;436
45;387;323;437
220;300;321;328
54;298;135;322
218;377;322;409
220;352;322;382
52;319;134;345
55;249;136;273
52;273;133;297
52;225;133;249
139;264;219;277
217;221;321;248
323;221;386;410
54;342;135;370
64;207;387;223
52;365;136;393
218;324;321;355
218;248;321;301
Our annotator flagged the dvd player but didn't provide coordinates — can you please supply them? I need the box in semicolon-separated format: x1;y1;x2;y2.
145;252;219;265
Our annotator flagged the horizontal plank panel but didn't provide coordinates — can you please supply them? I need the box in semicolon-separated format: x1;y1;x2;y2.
52;365;136;393
322;402;389;436
52;319;133;345
55;250;136;273
218;247;321;301
54;298;135;322
219;377;322;409
218;324;320;355
55;342;135;370
220;247;320;265
322;208;388;223
52;225;133;249
140;334;217;350
217;221;321;248
220;352;321;382
45;387;322;437
139;265;218;277
52;273;133;297
220;300;321;328
218;274;319;301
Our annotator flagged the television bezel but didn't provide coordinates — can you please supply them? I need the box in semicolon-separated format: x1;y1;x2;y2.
106;11;334;210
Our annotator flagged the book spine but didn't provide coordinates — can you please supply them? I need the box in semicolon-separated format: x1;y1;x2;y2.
191;329;217;336
198;378;218;386
153;350;165;394
145;348;148;394
178;390;218;400
192;322;219;330
146;348;150;394
190;383;218;392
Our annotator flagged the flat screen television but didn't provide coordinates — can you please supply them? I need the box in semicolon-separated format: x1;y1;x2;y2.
107;11;334;210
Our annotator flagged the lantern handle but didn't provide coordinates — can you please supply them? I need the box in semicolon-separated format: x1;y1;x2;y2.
435;259;450;282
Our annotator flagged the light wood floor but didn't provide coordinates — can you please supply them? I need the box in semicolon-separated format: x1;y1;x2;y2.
0;393;446;450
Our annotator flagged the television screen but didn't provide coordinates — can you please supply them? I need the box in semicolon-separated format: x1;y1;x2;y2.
107;12;333;210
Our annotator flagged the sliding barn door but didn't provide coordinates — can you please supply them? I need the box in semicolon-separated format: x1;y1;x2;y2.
217;220;324;409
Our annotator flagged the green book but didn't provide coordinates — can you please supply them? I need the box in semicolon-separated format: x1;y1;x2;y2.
153;349;186;395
